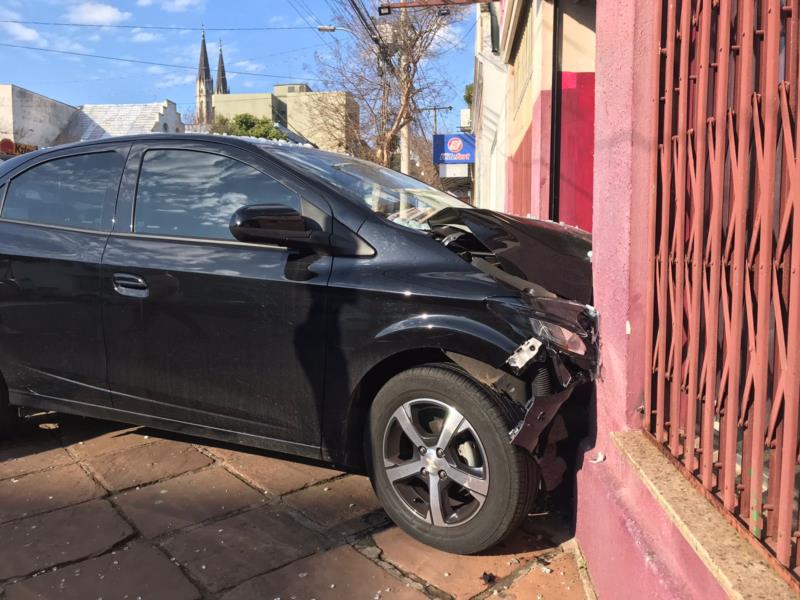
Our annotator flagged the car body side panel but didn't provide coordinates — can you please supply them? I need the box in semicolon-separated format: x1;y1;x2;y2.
0;142;129;407
0;222;110;405
102;139;334;448
319;218;527;464
102;236;332;446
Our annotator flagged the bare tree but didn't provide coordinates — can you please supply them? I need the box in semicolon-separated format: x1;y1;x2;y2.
314;6;466;167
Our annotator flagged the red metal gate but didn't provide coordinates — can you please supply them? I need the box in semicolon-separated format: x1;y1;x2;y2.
646;0;800;580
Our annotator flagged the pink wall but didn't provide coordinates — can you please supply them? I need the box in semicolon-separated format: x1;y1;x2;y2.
558;72;595;232
577;2;727;598
505;92;551;219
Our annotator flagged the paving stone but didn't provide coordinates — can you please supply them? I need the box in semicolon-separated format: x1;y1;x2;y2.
61;422;154;459
497;552;587;599
0;437;73;481
221;545;427;600
0;463;104;524
114;466;265;538
3;541;200;600
374;526;553;600
284;474;384;533
162;505;327;592
206;445;341;495
83;439;213;492
0;499;133;580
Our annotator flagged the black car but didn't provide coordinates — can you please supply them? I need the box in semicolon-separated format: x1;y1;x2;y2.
0;135;596;554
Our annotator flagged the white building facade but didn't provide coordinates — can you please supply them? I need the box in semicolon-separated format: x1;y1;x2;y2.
471;3;508;212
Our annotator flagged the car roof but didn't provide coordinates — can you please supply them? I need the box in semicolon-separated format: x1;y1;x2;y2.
0;133;333;178
39;133;310;155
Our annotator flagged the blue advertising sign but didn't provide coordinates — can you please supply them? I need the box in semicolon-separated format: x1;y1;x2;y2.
433;133;475;164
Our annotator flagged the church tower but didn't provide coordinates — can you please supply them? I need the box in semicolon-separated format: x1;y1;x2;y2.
215;41;230;95
196;31;214;124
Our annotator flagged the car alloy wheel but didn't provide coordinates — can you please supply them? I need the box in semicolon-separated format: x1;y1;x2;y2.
382;398;489;527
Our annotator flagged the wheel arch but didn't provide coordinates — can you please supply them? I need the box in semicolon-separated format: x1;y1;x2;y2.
336;347;527;470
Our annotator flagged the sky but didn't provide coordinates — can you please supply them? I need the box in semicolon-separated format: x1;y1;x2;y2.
0;0;475;134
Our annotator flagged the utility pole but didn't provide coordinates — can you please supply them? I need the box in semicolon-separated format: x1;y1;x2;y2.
398;0;410;174
417;105;452;134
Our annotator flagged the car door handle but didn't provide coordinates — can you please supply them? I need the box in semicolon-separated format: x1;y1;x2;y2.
112;273;149;298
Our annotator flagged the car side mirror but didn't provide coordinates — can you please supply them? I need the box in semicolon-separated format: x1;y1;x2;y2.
229;204;314;247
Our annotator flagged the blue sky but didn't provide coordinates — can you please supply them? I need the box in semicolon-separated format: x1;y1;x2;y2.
0;0;475;133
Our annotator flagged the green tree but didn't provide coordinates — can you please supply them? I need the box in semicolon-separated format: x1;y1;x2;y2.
463;83;474;106
211;113;288;141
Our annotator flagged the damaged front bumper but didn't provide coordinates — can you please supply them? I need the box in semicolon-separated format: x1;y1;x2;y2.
487;296;599;454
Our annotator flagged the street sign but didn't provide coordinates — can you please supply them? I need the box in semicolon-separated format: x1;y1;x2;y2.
433;133;475;164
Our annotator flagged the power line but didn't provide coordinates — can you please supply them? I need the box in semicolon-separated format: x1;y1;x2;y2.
0;42;326;82
0;19;316;32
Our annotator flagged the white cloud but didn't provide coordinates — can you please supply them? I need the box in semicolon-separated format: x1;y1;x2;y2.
233;60;263;73
87;32;101;41
131;28;160;42
146;65;167;74
137;0;154;5
159;0;203;12
432;23;465;52
52;37;88;52
65;3;132;26
155;72;195;87
242;80;257;88
0;8;47;46
268;15;286;24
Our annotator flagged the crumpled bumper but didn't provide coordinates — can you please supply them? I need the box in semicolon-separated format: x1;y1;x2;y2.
509;382;579;453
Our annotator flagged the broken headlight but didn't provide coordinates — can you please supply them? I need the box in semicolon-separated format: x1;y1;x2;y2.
528;318;587;355
486;296;592;357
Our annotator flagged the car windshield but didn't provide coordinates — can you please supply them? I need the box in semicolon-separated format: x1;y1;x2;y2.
271;148;470;230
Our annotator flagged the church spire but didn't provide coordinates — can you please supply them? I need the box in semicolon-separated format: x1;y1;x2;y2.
196;30;214;124
215;40;229;95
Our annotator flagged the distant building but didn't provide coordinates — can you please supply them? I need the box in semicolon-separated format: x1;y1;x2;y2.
0;84;184;151
0;84;77;148
212;83;359;154
195;31;216;125
55;101;184;144
189;33;359;153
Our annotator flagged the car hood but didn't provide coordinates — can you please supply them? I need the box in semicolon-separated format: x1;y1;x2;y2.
427;208;593;304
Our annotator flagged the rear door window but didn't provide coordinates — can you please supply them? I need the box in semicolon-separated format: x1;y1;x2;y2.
134;149;300;241
1;152;124;231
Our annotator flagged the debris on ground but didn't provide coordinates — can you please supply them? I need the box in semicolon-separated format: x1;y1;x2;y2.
482;571;497;584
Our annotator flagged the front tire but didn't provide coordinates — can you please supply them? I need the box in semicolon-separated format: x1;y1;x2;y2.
367;365;538;554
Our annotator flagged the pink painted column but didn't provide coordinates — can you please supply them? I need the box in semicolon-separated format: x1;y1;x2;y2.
575;2;728;598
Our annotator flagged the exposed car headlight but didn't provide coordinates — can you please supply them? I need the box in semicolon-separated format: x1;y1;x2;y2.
528;317;587;355
486;297;591;357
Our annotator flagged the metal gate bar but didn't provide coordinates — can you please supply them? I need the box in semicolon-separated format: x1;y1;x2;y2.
646;0;800;579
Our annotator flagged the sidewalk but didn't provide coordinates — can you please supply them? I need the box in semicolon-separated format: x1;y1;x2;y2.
0;413;592;599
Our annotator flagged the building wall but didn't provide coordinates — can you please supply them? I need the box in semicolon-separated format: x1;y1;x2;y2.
212;93;287;126
213;88;358;153
153;100;185;134
278;90;358;154
0;85;77;147
504;0;553;219
472;4;508;212
497;0;595;231
577;2;727;598
555;5;595;232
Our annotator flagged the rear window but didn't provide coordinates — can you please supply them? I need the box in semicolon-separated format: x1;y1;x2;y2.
1;152;124;231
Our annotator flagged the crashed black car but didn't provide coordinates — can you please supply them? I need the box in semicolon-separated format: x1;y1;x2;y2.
0;135;596;554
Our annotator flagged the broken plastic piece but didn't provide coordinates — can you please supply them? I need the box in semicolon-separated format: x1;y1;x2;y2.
506;337;543;372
